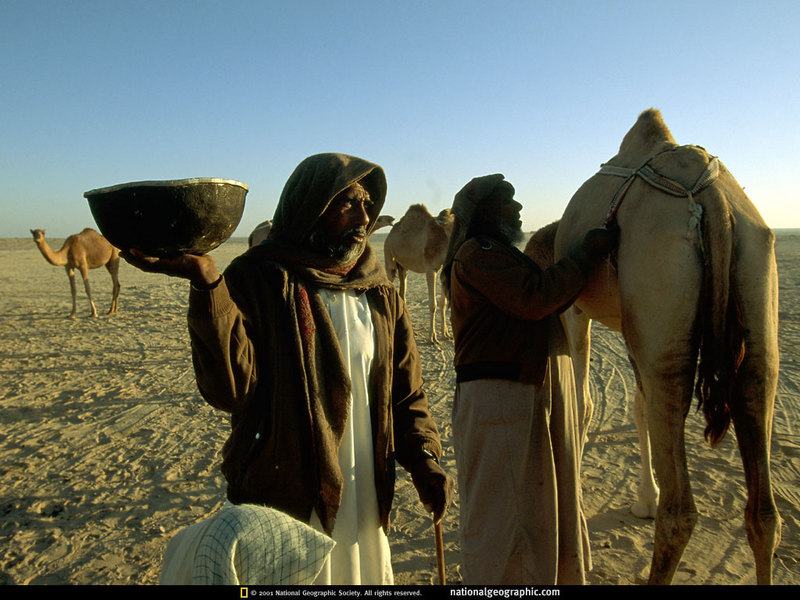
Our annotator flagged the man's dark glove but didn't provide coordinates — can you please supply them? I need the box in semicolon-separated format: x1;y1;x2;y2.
572;222;620;274
409;457;455;524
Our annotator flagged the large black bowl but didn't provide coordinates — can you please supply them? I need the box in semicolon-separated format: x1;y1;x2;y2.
84;178;248;256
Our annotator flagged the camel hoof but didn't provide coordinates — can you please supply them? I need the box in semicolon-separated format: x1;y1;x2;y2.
631;499;657;519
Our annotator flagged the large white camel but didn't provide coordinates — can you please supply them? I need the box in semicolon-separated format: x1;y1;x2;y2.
539;108;780;585
384;205;456;343
30;228;121;317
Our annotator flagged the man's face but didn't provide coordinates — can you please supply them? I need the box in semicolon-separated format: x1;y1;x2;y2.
308;183;373;263
486;183;524;243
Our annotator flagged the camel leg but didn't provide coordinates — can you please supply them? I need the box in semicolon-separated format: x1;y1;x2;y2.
618;225;703;584
729;394;780;584
438;273;451;340
728;225;781;584
562;307;592;452
107;257;120;314
426;270;438;344
79;264;98;317
642;377;695;584
631;381;659;519
385;254;397;283
66;267;78;318
398;265;408;303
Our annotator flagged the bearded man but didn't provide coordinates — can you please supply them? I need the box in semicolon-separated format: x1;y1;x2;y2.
442;174;617;585
124;153;453;585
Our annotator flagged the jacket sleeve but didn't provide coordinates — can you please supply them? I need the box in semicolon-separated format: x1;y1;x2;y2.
390;298;442;468
454;241;588;321
187;275;258;414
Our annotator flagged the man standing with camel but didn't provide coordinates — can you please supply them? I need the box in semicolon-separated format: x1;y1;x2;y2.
442;173;617;584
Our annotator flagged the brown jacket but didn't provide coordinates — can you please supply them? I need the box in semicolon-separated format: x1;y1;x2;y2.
187;246;441;533
450;236;587;386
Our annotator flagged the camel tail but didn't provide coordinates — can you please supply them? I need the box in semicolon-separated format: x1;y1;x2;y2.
695;187;746;447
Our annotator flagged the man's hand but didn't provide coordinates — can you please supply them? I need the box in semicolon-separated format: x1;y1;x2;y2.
121;249;221;287
581;221;620;259
409;457;455;524
571;222;620;275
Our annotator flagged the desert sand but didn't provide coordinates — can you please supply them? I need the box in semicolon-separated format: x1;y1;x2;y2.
1;230;798;586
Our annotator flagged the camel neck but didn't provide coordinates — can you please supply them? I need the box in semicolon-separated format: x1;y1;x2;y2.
34;238;67;266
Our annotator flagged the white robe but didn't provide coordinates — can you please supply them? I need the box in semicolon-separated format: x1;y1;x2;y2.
310;288;394;585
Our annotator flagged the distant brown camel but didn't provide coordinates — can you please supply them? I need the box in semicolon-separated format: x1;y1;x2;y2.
384;205;455;343
531;108;780;584
30;228;121;317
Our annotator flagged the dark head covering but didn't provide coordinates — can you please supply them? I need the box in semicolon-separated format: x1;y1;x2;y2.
251;153;388;290
270;153;387;245
442;173;511;296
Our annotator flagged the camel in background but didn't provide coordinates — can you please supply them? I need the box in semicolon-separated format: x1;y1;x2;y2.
371;214;395;233
537;108;780;584
384;205;455;343
247;215;394;248
30;228;121;318
248;220;272;247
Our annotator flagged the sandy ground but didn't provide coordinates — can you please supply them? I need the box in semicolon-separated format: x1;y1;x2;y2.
1;230;798;586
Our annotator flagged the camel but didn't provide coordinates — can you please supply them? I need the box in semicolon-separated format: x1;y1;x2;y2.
528;108;780;584
384;205;455;343
248;220;272;247
30;228;121;318
371;214;396;232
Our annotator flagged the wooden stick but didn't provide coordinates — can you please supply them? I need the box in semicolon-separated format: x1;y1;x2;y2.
435;519;446;585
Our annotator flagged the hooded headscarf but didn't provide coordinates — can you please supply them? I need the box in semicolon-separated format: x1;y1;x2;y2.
442;173;510;297
270;153;387;246
244;153;392;533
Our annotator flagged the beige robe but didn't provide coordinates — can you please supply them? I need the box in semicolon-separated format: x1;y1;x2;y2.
453;317;590;584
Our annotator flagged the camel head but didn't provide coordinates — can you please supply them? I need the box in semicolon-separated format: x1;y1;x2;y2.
30;229;45;243
374;214;395;230
435;209;456;236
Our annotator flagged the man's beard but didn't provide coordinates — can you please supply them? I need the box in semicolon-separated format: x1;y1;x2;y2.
308;226;367;264
498;220;525;246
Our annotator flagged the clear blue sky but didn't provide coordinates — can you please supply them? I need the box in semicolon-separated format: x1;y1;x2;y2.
3;0;798;239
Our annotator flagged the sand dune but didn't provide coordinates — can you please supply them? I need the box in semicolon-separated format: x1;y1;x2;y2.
1;232;798;585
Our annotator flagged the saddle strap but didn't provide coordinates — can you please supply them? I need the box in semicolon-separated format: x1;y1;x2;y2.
598;147;720;226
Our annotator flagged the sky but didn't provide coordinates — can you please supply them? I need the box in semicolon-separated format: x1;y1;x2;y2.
2;0;799;240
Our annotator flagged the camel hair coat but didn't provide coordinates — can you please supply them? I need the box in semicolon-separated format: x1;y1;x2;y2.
187;153;442;535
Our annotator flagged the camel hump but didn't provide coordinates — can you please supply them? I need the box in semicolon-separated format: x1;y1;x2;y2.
614;108;678;165
405;204;433;218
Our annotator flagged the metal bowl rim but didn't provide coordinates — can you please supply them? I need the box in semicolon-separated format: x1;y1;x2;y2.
83;178;249;197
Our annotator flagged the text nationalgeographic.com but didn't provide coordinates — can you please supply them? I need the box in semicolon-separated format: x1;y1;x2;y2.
450;588;560;598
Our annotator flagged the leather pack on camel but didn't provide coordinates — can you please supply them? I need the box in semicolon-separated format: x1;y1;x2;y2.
384;204;455;343
30;228;121;318
525;108;780;584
